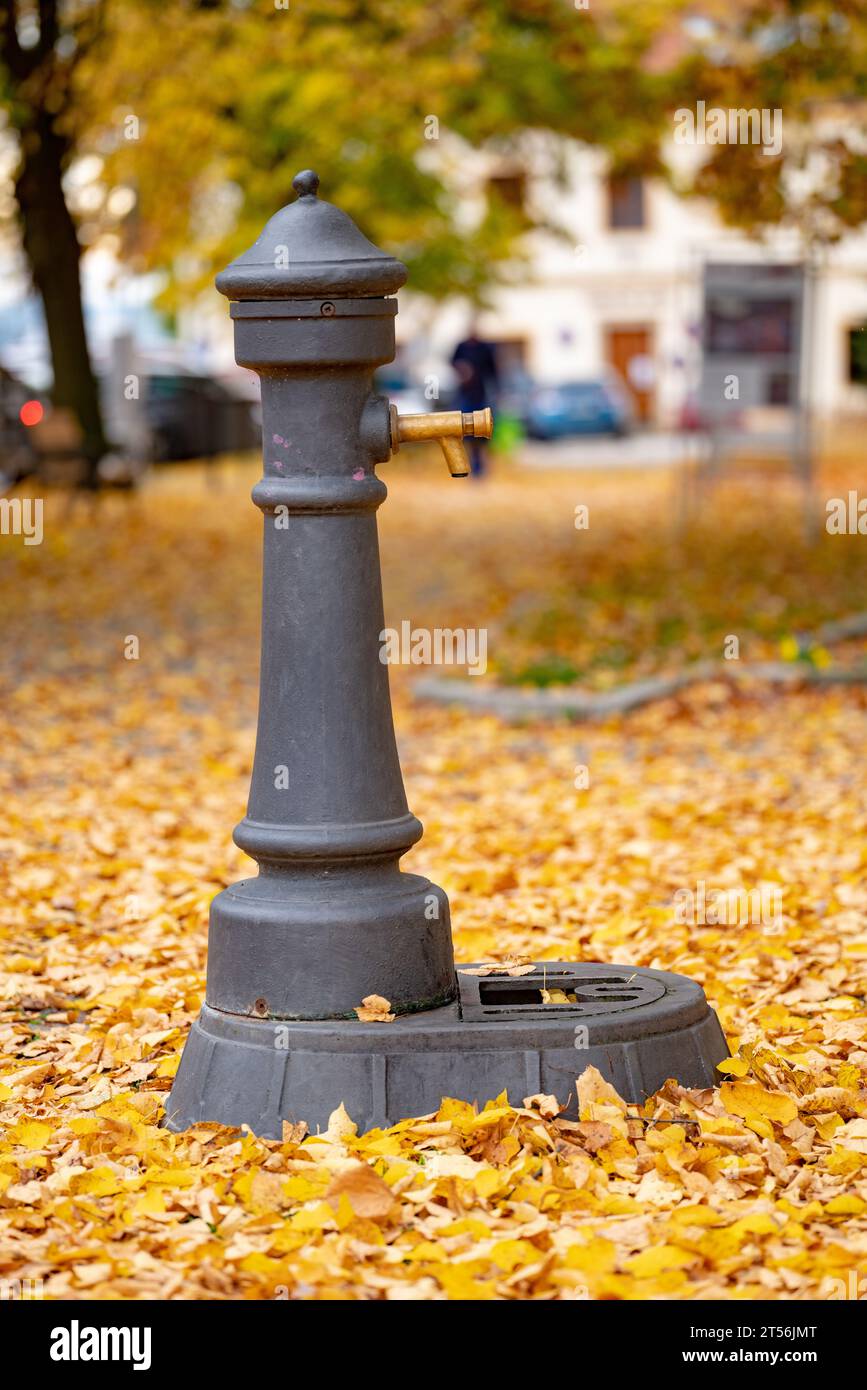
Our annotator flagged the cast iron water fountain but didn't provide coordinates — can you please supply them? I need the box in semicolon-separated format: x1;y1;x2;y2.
167;170;726;1136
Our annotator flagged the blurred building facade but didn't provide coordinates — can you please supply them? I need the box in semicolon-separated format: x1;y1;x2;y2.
397;139;867;430
3;135;866;443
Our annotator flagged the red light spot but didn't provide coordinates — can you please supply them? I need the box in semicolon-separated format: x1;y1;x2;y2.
20;400;43;427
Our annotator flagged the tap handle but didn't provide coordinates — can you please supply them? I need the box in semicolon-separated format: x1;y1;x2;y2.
389;406;494;478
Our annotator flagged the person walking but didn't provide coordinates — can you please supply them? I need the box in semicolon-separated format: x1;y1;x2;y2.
451;323;498;477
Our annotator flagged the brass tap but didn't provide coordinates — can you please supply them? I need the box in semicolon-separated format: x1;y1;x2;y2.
389;405;494;477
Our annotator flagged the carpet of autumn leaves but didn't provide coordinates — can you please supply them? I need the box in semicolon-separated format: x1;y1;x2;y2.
2;451;867;1301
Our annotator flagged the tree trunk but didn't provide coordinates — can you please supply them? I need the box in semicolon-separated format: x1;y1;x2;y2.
15;116;108;487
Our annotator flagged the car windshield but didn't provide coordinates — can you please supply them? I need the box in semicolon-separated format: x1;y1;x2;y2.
535;383;609;410
562;384;607;402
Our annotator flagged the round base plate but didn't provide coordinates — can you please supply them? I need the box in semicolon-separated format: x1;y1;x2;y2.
166;963;727;1137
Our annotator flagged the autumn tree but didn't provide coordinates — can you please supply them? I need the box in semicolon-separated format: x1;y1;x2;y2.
666;0;867;244
0;0;680;483
87;0;867;295
3;0;866;484
83;0;678;304
0;0;110;484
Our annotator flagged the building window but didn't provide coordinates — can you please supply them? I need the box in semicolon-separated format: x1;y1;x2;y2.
767;370;792;405
487;172;526;212
848;326;867;385
607;175;645;230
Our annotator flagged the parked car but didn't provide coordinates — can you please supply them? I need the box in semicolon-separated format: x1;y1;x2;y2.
0;369;43;489
525;379;633;439
143;372;259;462
0;359;262;489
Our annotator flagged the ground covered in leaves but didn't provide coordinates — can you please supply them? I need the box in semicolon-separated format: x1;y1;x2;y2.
1;454;867;1300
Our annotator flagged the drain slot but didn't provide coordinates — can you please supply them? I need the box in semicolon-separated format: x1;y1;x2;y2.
479;984;546;1006
478;983;641;1006
460;966;667;1021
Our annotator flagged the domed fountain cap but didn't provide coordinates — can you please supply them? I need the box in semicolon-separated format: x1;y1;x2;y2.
216;169;408;301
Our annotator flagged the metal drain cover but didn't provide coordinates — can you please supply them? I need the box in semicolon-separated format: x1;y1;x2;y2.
168;961;727;1137
458;964;667;1021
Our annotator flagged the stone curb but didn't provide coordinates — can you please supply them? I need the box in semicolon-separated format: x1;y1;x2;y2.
414;649;867;723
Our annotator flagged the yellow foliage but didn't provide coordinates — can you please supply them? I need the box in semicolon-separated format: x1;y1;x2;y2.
1;463;866;1300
